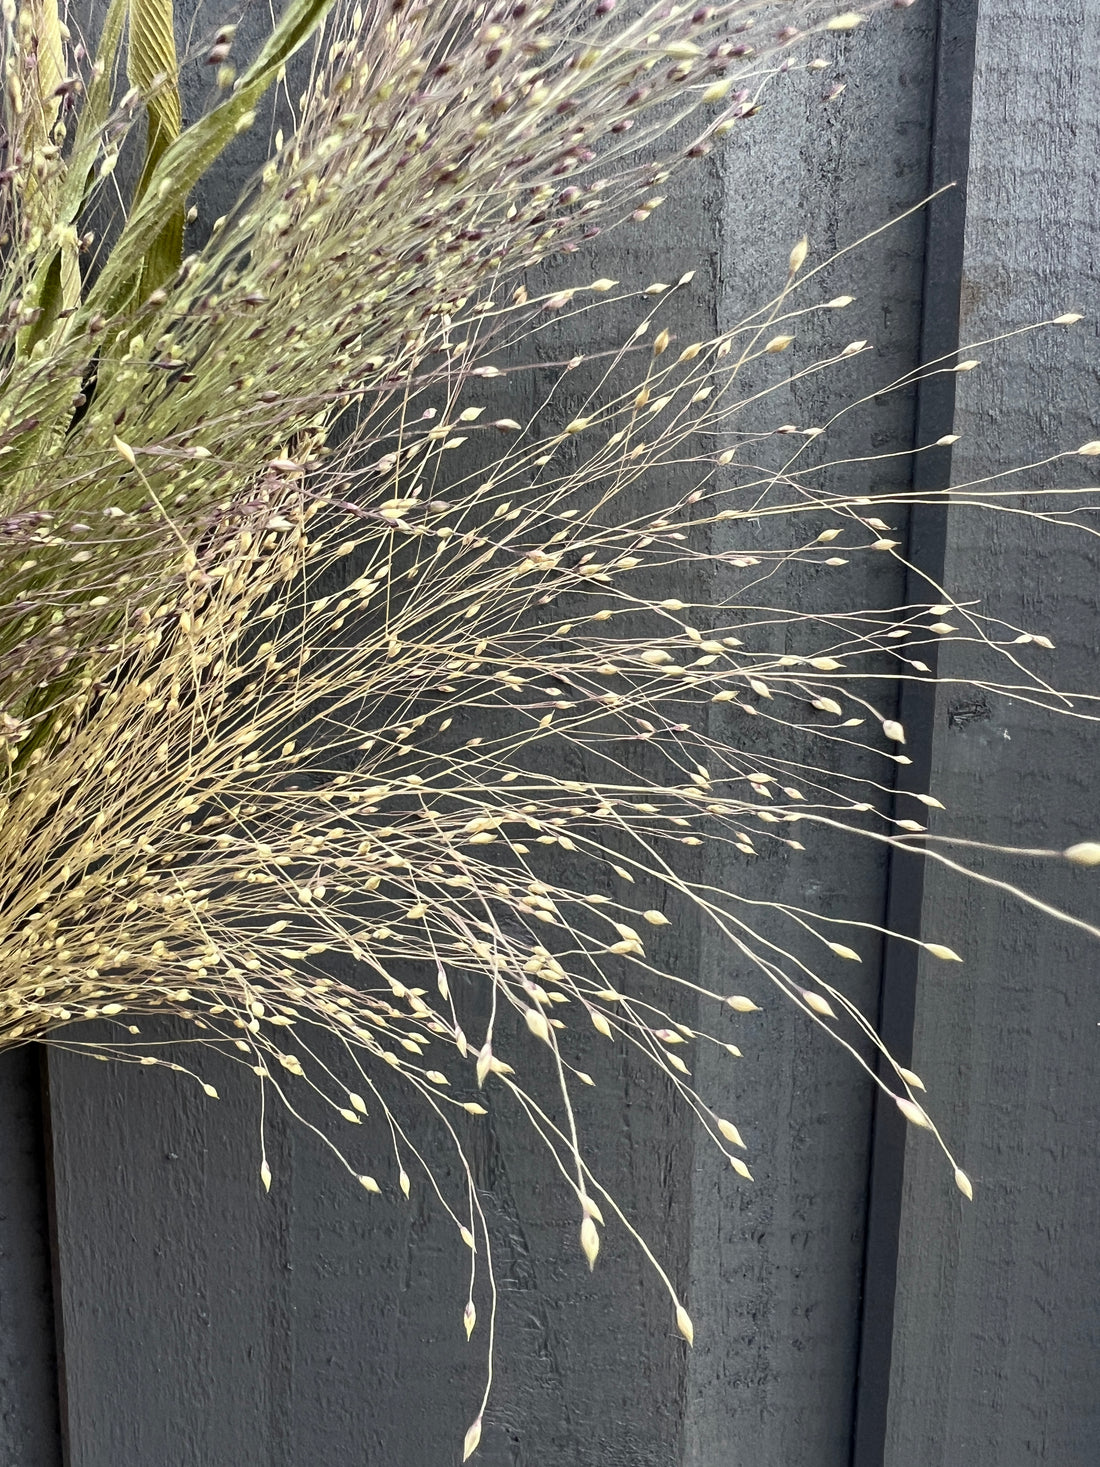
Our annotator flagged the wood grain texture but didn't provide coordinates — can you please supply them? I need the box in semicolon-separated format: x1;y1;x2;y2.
0;1049;61;1467
886;2;1100;1462
45;24;722;1463
684;6;939;1463
47;1017;690;1467
852;6;979;1461
38;3;1099;1465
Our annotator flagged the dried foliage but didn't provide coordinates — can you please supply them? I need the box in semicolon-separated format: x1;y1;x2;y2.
1;0;1097;1449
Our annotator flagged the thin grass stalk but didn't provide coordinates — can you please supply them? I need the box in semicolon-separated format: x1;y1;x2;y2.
1;0;1097;1450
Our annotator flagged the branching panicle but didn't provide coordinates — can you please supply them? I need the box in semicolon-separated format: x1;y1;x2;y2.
1;0;1097;1452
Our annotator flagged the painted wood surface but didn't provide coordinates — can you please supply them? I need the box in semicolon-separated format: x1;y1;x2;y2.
886;2;1100;1462
684;4;940;1463
4;3;1093;1466
0;1048;61;1466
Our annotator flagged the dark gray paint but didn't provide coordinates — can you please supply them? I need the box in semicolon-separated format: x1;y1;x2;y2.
0;1049;61;1467
44;33;722;1463
853;3;979;1461
886;2;1100;1462
684;5;940;1464
11;2;1097;1465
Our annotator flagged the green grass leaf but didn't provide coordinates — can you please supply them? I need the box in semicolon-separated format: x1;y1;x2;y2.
88;0;336;316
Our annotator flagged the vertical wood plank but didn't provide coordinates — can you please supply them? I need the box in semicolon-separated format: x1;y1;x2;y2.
684;6;940;1463
852;4;979;1462
0;1050;62;1467
45;21;720;1460
886;2;1100;1462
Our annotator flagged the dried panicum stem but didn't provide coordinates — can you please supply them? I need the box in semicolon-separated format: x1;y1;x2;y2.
2;0;1098;1452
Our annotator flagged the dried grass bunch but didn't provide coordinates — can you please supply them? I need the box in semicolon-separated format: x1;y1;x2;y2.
2;0;1097;1452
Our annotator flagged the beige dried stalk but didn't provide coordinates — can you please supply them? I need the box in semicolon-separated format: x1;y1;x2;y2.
1;0;1097;1451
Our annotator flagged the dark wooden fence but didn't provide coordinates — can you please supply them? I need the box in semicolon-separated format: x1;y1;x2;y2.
2;1;1098;1463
